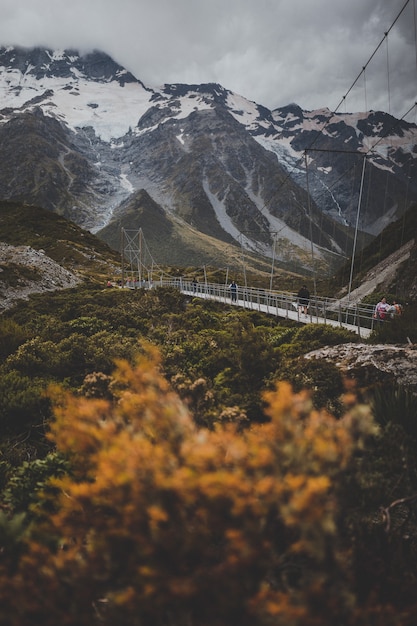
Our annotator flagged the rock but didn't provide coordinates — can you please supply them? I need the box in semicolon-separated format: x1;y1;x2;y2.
304;342;417;394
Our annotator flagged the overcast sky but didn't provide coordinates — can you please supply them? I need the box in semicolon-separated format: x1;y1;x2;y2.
1;0;416;119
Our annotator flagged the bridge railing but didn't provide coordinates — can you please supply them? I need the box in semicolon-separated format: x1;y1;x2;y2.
155;279;376;334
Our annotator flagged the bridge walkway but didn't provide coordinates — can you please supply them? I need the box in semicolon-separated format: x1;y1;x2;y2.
159;280;375;339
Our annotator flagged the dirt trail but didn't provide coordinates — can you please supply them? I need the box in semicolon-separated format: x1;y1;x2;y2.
337;239;414;305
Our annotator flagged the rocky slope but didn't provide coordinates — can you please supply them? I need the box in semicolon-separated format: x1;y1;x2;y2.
337;238;416;305
0;201;122;311
0;242;81;312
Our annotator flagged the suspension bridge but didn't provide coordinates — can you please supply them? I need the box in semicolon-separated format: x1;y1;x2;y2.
177;280;376;338
116;274;376;338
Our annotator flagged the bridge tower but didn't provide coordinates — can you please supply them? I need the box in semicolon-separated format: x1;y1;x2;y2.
120;228;144;285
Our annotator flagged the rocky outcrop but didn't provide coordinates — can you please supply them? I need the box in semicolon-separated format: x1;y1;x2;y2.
0;242;82;312
305;342;417;394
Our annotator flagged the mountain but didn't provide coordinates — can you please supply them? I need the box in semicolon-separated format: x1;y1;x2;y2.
265;104;417;234
0;46;416;275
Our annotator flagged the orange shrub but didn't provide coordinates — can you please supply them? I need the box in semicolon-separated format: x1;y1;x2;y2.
0;346;383;626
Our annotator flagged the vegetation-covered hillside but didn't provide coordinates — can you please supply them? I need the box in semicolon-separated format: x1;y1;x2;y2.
0;200;121;284
0;279;417;625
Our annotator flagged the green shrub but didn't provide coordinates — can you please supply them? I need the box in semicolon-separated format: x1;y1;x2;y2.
369;383;417;439
0;318;29;360
293;323;358;348
0;370;50;433
267;326;297;347
272;357;345;416
5;331;141;384
4;337;61;377
0;511;27;556
276;324;357;360
0;460;11;493
67;316;111;336
2;452;69;514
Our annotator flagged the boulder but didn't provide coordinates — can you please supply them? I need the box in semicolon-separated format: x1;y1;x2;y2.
305;342;417;394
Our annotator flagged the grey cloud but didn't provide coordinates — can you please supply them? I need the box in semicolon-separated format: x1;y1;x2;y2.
0;0;414;118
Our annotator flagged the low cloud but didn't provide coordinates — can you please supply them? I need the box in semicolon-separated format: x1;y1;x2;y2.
0;0;414;117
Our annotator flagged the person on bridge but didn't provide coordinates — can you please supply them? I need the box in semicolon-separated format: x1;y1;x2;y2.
229;281;238;302
297;284;310;315
374;297;390;322
390;299;403;317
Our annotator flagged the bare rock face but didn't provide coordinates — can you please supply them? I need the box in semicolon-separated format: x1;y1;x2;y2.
0;242;82;312
305;342;417;393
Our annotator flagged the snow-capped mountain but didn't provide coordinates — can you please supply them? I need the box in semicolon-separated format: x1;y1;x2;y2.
0;46;416;273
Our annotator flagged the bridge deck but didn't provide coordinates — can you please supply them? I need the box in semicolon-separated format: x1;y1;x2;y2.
120;279;375;338
180;288;372;339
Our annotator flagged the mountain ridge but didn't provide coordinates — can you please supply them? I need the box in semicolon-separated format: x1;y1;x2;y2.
1;45;416;274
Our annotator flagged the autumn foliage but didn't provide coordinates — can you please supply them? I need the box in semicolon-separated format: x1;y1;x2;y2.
0;347;414;625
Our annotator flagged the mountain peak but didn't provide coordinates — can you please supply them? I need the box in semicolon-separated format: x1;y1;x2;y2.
0;45;139;86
